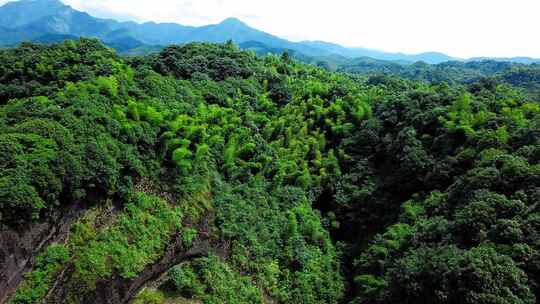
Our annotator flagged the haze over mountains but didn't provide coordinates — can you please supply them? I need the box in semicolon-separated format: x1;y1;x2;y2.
0;0;539;64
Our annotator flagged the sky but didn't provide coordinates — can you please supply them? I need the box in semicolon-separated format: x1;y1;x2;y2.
2;0;540;58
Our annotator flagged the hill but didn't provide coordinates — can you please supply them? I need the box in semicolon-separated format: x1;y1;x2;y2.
0;0;333;57
0;39;539;304
337;58;540;100
1;0;538;64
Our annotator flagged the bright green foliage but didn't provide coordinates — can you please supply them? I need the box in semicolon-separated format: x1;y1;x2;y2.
71;193;181;289
4;40;539;304
11;244;70;304
181;228;198;248
172;147;193;172
213;180;344;303
0;43;150;225
168;255;263;304
354;275;387;300
400;199;425;222
0;39;121;102
132;289;165;304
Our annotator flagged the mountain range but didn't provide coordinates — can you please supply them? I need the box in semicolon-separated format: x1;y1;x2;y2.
0;0;539;65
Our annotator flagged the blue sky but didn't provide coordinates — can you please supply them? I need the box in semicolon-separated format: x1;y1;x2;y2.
2;0;539;58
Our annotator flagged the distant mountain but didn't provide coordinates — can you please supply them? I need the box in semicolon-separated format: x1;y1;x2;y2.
109;21;194;46
300;41;455;64
0;0;68;28
0;0;329;57
337;58;539;87
0;0;538;64
408;52;457;64
468;57;540;64
0;0;119;45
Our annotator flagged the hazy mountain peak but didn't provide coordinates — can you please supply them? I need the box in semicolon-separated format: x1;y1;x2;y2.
19;0;63;3
219;17;247;27
0;0;68;28
8;0;66;7
0;0;537;64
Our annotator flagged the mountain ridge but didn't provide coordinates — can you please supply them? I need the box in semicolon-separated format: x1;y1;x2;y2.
0;0;538;64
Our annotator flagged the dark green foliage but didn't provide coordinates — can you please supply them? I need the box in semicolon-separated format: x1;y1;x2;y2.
0;39;119;102
339;59;540;97
71;192;182;289
384;246;534;304
348;76;540;303
4;40;539;304
0;41;152;226
501;66;540;100
152;43;259;81
11;244;70;304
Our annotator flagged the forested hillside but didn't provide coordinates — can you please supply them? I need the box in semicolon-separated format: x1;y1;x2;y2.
0;39;539;304
335;59;540;102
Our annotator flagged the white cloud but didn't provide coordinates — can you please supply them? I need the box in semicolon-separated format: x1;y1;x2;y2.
1;0;539;58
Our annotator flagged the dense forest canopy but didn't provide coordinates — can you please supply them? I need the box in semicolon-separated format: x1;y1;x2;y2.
0;39;539;304
334;59;540;101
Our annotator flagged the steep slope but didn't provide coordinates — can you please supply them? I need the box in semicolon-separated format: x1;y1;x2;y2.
0;0;117;44
0;40;348;304
20;7;115;37
1;39;539;304
0;0;68;28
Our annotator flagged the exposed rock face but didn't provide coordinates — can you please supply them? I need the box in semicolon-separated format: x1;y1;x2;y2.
0;205;218;304
0;203;86;304
47;238;210;303
1;176;219;304
43;213;218;304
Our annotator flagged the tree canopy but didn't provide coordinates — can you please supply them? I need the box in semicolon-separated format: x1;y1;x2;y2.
1;39;538;304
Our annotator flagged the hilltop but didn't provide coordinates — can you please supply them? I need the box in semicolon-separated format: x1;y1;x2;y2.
1;0;539;65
